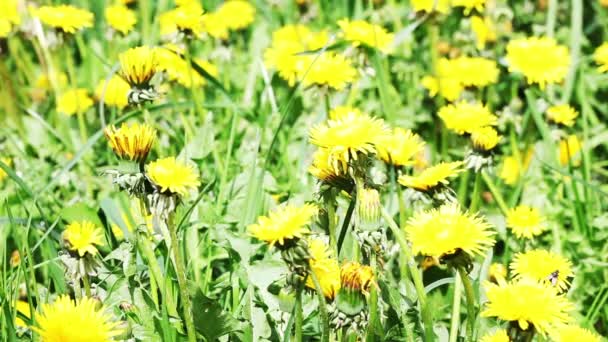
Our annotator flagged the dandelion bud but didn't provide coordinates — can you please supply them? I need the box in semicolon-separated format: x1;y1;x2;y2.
356;186;380;223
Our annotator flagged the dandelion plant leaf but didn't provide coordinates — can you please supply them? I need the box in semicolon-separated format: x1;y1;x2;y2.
192;290;240;341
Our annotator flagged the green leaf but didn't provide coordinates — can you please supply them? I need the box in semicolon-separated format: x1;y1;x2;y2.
192;291;241;341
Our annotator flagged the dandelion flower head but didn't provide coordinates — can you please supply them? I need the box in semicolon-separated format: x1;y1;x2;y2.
546;104;578;127
510;249;574;291
438;101;498;135
398;161;463;191
104;122;156;163
56;89;94;116
95;75;131;109
337;19;394;54
33;5;94;34
506;37;570;89
248;204;317;247
376;128;426;167
105;4;136;35
506;205;545;239
62;221;105;257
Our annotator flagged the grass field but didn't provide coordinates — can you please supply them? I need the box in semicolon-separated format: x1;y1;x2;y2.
1;0;608;341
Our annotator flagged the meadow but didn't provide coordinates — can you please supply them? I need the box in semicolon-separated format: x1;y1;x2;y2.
1;0;608;341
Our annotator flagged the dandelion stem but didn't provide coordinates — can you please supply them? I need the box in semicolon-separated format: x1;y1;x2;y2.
310;271;330;342
167;214;197;342
458;266;476;342
82;271;92;298
380;207;434;342
337;193;356;255
481;171;509;215
448;272;462;342
366;252;381;341
469;172;482;212
324;191;338;254
294;283;304;341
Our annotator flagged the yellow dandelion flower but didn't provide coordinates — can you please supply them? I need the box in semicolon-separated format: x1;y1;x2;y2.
506;37;570;89
0;0;21;38
499;149;534;185
510;249;573;291
559;135;582;167
56;89;93;116
35;71;68;91
104;4;136;35
551;325;602;342
95;75;130;109
309;110;389;173
328;106;362;120
33;5;94;34
421;75;464;102
301;52;357;90
471;127;501;151
376;128;426;167
33;296;120;342
337;19;394;54
215;0;256;31
159;3;204;36
405;203;495;258
489;263;507;283
506;205;545;239
438;101;497;135
247;204;317;247
308;148;345;183
146;157;200;197
398;161;464;191
411;0;451;13
119;46;158;88
593;42;608;73
104;122;156;163
481;278;573;336
452;0;486;15
480;329;510;342
63;221;105;257
453;57;500;88
340;261;375;293
471;16;496;50
306;238;341;299
15;300;31;328
546;104;578;127
0;157;12;182
200;12;229;39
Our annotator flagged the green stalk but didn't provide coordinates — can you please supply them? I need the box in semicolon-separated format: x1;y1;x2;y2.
380;207;434;342
295;285;303;341
458;266;476;341
469;172;482;212
448;273;462;342
167;214;197;342
481;171;509;215
546;0;558;38
562;0;582;103
325;191;338;254
82;271;92;298
367;252;382;341
310;271;330;342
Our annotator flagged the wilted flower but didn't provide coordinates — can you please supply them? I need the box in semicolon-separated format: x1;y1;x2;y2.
63;221;105;257
33;296;120;342
506;37;570;89
248;204;317;247
146;157;200;197
506;205;545;239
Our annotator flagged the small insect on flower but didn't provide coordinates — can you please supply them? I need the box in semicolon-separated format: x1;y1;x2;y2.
506;36;570;89
33;4;94;34
546;104;579;127
247;204;317;247
510;249;574;292
146;157;200;197
33;296;121;342
550;324;603;342
398;161;463;192
337;19;394;54
481;277;573;336
118;46;158;88
404;203;495;259
104;122;156;164
62;221;105;257
104;4;137;35
505;205;546;239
